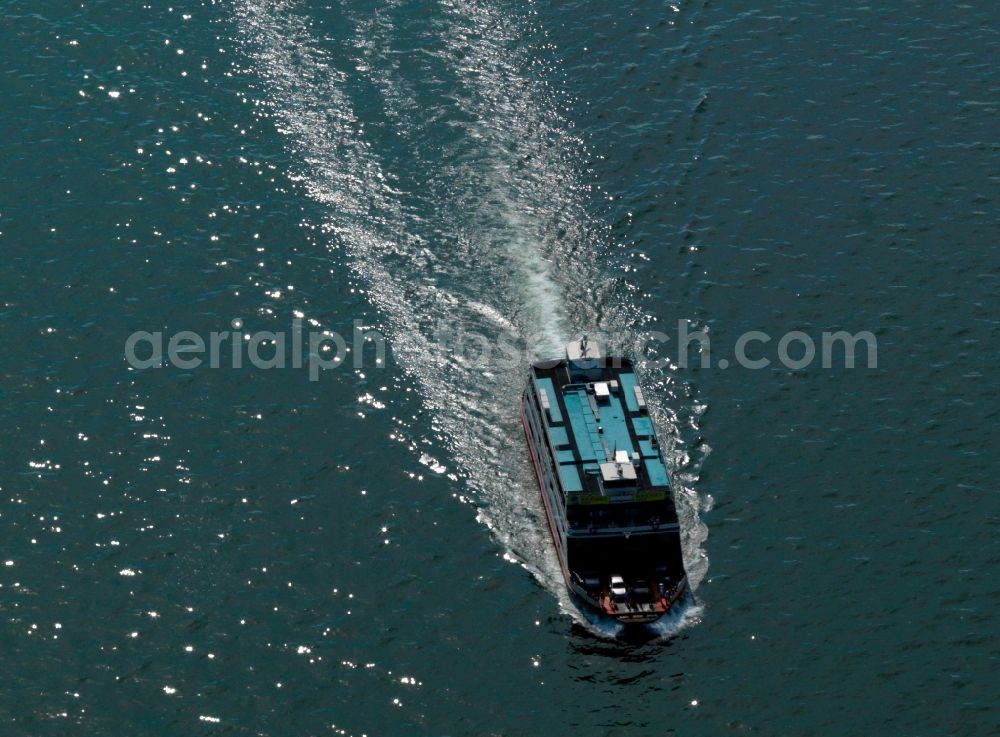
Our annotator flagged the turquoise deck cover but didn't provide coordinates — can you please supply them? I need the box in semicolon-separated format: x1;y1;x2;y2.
534;370;669;496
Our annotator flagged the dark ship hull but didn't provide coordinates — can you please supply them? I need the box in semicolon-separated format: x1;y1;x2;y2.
521;339;688;624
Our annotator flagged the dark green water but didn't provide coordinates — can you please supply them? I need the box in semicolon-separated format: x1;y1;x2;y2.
2;0;997;735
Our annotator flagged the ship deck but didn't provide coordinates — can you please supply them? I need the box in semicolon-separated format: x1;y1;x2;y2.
529;358;674;509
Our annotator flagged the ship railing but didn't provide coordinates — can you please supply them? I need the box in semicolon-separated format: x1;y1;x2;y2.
566;521;679;537
567;490;667;506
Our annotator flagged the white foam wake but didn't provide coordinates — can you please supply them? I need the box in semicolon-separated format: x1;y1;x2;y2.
231;0;709;637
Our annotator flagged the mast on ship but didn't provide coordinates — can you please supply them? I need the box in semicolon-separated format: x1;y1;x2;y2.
566;335;603;381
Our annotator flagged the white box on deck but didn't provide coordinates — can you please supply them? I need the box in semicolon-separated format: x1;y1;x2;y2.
600;461;637;483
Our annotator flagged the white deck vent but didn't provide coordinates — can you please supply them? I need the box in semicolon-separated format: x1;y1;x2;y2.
633;385;647;413
539;388;552;421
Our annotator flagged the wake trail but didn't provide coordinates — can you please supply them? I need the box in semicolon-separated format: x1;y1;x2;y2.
231;0;710;636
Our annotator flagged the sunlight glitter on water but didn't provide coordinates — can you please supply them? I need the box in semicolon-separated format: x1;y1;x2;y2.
231;0;709;638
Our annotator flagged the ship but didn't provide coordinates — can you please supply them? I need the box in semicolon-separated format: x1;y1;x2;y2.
521;337;688;624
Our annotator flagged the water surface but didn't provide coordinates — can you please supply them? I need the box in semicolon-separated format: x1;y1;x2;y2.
1;1;997;735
